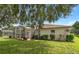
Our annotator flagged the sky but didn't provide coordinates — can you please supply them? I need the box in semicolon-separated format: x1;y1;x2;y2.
45;5;79;26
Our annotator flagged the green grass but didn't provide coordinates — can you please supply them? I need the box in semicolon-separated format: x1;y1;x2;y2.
0;36;79;54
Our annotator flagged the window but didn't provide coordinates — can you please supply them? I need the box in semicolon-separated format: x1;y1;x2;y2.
51;30;55;33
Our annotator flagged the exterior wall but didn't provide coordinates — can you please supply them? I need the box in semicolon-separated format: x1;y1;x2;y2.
13;26;32;40
54;28;66;40
40;28;71;41
40;29;50;35
40;29;50;39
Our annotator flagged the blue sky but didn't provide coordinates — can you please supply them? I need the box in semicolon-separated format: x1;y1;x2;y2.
45;5;79;26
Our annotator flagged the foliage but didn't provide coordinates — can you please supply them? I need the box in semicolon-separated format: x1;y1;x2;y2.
0;5;18;27
72;21;79;34
32;35;38;39
66;35;74;42
0;4;76;27
40;35;48;40
73;21;79;29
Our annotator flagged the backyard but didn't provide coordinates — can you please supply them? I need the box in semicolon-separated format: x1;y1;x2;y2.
0;35;79;54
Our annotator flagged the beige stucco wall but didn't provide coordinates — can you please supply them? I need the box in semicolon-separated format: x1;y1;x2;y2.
40;28;71;41
40;29;51;39
54;28;66;40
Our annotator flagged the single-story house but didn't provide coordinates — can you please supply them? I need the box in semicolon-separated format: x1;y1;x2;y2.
40;24;72;41
10;24;72;41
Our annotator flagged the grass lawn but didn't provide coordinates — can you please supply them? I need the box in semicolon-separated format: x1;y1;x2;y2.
0;36;79;54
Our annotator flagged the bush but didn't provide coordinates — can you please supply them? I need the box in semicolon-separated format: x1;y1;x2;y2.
43;35;48;40
32;35;38;39
40;35;48;40
9;36;12;38
32;35;48;40
66;35;74;42
50;35;55;40
40;36;43;39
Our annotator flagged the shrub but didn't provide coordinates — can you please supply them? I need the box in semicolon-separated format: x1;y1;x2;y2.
50;35;55;40
66;35;74;42
43;35;48;40
9;36;12;38
32;35;48;40
32;35;38;39
39;36;43;39
40;35;48;40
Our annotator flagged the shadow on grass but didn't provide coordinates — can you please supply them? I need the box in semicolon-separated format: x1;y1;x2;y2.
33;39;74;43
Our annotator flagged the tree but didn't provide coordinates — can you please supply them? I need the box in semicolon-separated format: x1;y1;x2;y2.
46;4;76;22
72;21;79;34
0;4;76;27
0;4;19;27
73;21;79;29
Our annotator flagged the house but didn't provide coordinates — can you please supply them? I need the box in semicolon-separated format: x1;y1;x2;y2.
10;24;72;41
40;24;72;41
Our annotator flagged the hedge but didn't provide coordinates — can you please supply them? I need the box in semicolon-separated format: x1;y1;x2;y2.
66;35;74;42
40;35;48;40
